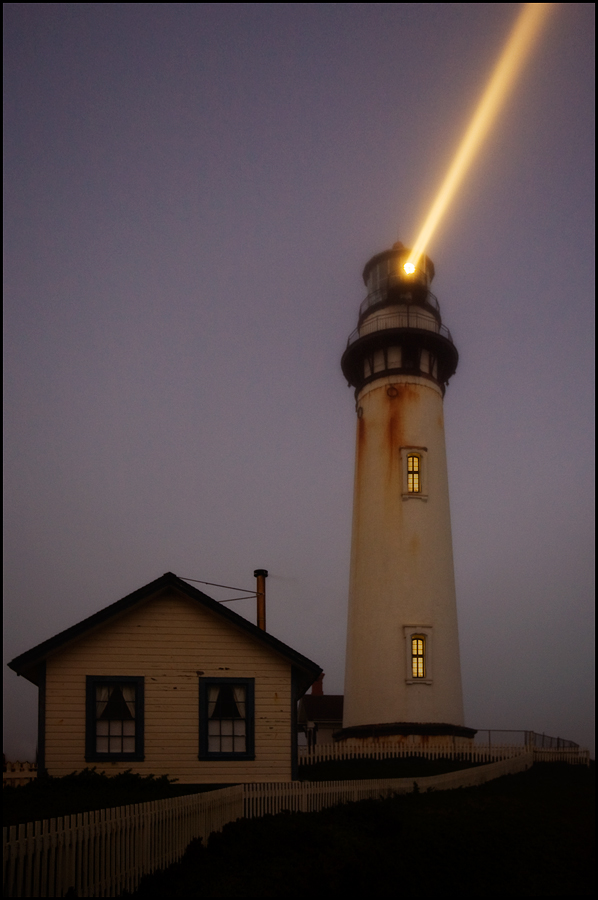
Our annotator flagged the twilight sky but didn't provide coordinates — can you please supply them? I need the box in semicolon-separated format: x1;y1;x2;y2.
4;3;594;759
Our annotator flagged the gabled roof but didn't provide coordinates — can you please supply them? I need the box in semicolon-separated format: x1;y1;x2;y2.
8;572;322;694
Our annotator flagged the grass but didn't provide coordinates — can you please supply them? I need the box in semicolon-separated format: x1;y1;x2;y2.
121;763;594;897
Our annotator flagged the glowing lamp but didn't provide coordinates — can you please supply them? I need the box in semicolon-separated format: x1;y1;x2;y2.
403;263;416;275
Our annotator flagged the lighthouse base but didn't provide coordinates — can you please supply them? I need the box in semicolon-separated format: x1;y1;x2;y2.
334;722;477;749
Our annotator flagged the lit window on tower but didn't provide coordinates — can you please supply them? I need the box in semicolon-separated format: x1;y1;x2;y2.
407;455;421;493
411;636;426;678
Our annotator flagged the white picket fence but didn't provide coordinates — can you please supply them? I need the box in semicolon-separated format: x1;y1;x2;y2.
297;740;590;766
532;747;591;765
3;786;243;898
244;751;534;818
3;746;590;898
3;761;37;787
298;739;522;765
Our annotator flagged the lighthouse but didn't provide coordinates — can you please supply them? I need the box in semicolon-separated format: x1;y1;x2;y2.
339;242;473;743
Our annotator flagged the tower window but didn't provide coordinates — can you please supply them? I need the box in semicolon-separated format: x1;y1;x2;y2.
411;636;426;678
407;454;421;493
404;626;433;683
401;447;427;500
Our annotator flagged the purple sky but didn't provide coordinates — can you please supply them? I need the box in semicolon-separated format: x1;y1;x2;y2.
4;3;594;760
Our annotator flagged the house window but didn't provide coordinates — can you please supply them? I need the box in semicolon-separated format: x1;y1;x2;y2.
407;454;421;493
85;676;144;762
411;636;426;678
198;678;255;760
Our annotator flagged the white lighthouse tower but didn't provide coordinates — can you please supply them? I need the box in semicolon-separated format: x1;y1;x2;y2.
339;242;473;743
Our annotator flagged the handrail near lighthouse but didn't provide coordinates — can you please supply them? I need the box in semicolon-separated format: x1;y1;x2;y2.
346;309;454;348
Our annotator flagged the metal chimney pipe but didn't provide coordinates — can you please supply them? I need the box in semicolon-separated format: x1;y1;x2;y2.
254;569;268;631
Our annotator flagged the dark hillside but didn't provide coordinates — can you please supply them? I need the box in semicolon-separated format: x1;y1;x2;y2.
123;763;594;897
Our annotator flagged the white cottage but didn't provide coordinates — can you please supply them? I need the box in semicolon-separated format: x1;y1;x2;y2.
8;572;322;783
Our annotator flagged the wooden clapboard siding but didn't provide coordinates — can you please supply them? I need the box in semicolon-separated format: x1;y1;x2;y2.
44;587;295;782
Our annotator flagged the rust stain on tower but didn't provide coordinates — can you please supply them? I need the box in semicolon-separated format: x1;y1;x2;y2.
386;396;401;482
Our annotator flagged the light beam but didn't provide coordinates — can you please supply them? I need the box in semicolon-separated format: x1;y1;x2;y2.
407;3;556;270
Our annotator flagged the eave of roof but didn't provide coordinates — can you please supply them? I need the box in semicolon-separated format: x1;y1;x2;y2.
8;572;322;693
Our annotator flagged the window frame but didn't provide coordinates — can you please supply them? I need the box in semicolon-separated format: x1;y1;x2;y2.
403;626;433;685
400;446;428;500
198;677;255;761
85;676;145;762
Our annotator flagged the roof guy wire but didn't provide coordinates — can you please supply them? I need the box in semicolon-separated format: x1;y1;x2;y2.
180;576;257;603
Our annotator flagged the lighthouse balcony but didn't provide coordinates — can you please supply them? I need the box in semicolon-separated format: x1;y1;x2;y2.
346;308;453;348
